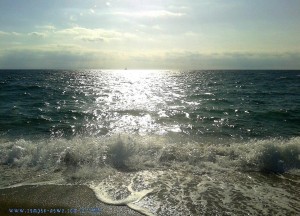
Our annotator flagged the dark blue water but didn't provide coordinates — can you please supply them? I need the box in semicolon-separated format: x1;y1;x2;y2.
0;70;299;139
0;70;299;215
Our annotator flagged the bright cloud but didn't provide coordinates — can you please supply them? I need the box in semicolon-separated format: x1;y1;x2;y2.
55;26;138;43
114;10;184;18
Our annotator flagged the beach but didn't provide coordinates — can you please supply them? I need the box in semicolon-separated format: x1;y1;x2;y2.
0;70;299;215
0;185;143;216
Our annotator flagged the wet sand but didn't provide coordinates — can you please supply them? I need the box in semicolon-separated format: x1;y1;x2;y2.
0;185;144;216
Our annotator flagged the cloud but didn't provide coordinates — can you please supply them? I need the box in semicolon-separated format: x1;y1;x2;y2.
56;26;137;42
0;31;9;36
159;51;300;69
1;46;299;69
0;31;21;36
35;25;56;30
80;36;104;42
28;32;46;38
0;47;106;69
114;10;184;18
69;15;77;21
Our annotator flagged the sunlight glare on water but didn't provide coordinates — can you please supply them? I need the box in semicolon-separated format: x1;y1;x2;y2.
94;69;177;135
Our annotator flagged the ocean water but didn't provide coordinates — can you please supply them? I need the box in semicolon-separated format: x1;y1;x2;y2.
0;69;299;215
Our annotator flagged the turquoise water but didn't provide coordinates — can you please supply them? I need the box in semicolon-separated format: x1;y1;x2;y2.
0;70;299;215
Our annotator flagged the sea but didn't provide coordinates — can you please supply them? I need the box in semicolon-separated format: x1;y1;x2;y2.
0;69;299;215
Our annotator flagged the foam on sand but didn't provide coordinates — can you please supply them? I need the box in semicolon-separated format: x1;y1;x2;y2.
0;135;299;215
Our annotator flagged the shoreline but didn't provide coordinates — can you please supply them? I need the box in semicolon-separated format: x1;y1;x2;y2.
0;185;143;216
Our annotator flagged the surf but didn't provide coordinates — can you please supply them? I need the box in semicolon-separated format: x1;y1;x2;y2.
0;135;299;215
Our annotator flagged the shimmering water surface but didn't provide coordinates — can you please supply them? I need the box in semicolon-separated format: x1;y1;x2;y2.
0;70;299;215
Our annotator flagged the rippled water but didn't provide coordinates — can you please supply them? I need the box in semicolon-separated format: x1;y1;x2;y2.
1;70;299;139
0;70;299;215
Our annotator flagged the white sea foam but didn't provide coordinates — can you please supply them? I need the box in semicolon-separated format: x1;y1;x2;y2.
0;135;299;215
0;135;299;182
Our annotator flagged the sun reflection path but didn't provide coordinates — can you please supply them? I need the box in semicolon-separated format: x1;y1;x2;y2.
91;69;182;135
104;69;168;110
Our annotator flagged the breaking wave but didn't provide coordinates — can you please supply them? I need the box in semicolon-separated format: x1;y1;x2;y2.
0;135;299;215
1;135;299;175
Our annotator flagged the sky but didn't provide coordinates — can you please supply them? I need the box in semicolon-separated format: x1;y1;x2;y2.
0;0;300;69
